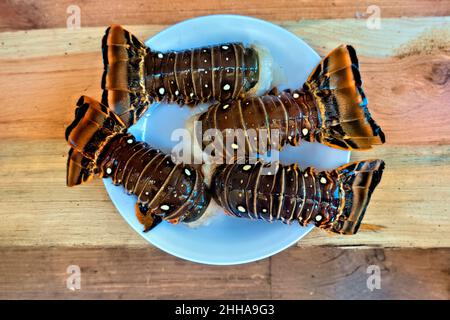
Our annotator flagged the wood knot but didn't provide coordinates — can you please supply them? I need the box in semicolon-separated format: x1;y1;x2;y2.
427;62;449;85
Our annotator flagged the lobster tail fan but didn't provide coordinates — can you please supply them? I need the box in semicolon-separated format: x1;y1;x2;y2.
330;159;385;235
65;96;125;186
67;148;95;187
304;45;385;150
101;25;150;127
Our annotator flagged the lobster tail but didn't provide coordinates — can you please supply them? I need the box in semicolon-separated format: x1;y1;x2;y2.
101;25;150;127
330;159;385;234
304;45;385;150
65;96;125;186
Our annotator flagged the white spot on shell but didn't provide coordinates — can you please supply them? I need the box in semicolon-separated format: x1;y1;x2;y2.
106;168;112;175
160;204;170;211
302;128;309;136
223;84;231;91
237;205;246;213
243;165;251;171
320;177;327;184
293;93;300;99
159;87;165;95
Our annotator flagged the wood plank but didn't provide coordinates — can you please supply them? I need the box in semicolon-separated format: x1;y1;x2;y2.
0;1;448;31
271;247;450;299
1;140;449;248
0;246;447;299
0;19;448;143
1;18;448;59
0;246;270;299
301;145;450;248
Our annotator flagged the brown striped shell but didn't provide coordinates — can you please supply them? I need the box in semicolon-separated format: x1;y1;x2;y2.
102;25;260;127
195;44;386;158
198;90;319;160
97;133;210;229
210;160;385;235
146;43;259;105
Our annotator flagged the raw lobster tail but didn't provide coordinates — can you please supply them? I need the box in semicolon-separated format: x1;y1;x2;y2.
102;25;262;127
65;96;211;231
210;159;384;235
333;159;385;234
65;96;126;186
195;45;385;160
304;45;385;150
101;25;150;127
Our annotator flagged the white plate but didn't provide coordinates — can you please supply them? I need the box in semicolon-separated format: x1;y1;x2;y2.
104;15;350;265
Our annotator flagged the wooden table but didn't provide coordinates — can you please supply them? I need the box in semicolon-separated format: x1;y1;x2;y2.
0;0;449;299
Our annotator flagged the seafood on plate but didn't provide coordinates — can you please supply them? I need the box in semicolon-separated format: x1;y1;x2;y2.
65;96;211;231
64;96;384;235
190;45;385;162
210;159;385;235
102;25;273;126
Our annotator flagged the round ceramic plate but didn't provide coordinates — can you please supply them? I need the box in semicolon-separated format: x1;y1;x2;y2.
104;15;350;265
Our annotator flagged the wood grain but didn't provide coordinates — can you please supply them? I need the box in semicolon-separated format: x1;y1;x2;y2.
0;19;449;248
1;0;449;31
0;246;447;299
1;140;449;248
1;18;448;59
271;247;450;299
0;2;448;300
0;19;448;142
